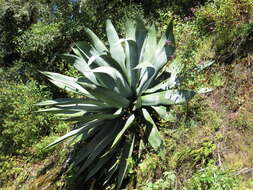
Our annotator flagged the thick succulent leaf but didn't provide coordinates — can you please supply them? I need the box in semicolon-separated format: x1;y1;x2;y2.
64;108;122;122
84;153;113;182
111;114;135;149
71;44;93;62
147;60;183;93
41;71;92;97
80;123;122;177
55;111;87;119
74;41;92;60
149;70;171;88
157;20;175;53
85;28;108;53
145;78;170;94
96;55;129;83
106;20;126;70
151;106;176;122
74;121;114;165
36;107;80;114
134;60;154;70
137;66;156;96
35;98;106;107
49;79;86;95
78;81;130;108
37;105;109;115
133;96;142;110
125;39;139;90
153;44;172;72
46;120;102;148
137;22;156;83
76;124;100;143
117;134;135;190
73;54;120;91
154;21;175;71
142;108;163;151
64;54;99;85
74;41;110;68
145;75;179;93
135;18;148;56
87;54;107;66
72;46;83;58
85;54;128;91
90;66;132;97
141;89;196;106
141;24;157;63
52;104;107;112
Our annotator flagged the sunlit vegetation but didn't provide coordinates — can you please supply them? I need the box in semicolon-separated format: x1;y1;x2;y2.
0;0;253;189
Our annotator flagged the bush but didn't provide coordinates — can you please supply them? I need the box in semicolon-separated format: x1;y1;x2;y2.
0;76;71;187
140;171;176;190
185;166;237;190
16;22;62;56
195;0;253;33
0;79;59;155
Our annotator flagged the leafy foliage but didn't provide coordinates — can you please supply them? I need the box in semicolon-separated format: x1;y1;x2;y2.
140;171;176;190
0;76;69;186
185;167;236;190
0;80;53;154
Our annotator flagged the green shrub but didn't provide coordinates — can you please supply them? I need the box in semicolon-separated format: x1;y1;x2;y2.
0;77;71;187
140;171;176;190
185;166;237;190
172;141;216;170
0;79;60;155
16;22;62;55
195;0;253;33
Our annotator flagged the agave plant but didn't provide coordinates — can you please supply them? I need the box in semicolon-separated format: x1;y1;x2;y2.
37;19;196;189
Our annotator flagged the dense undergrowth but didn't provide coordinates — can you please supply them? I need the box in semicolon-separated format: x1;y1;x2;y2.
0;0;253;189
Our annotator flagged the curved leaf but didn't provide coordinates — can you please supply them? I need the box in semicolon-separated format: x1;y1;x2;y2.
155;20;175;71
74;121;115;166
141;24;157;63
106;19;126;70
111;114;135;149
77;81;130;108
74;41;92;60
64;108;122;122
35;98;106;107
85;28;108;53
80;123;122;177
142;108;163;151
41;71;92;96
117;134;135;190
137;66;156;96
125;39;139;90
135;18;148;56
46;120;102;148
151;106;176;122
84;153;113;182
141;89;195;106
91;66;132;97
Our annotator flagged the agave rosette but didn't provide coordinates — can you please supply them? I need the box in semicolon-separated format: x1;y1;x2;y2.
37;19;195;189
